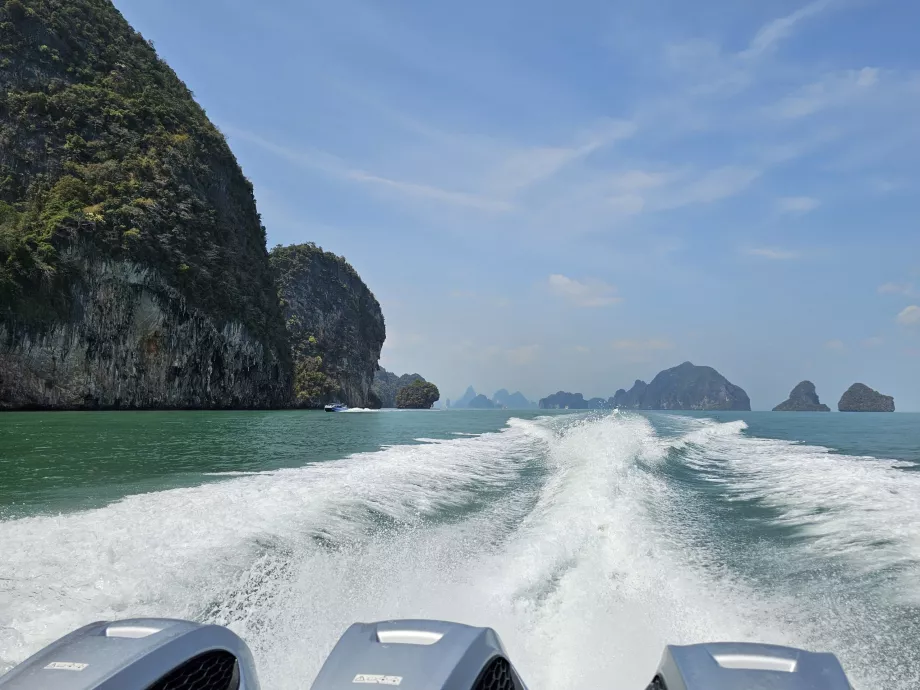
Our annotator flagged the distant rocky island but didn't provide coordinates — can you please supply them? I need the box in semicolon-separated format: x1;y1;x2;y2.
773;381;830;412
372;369;432;408
539;392;610;410
395;380;440;409
492;389;536;409
449;387;536;409
838;383;895;412
611;362;751;411
539;362;750;411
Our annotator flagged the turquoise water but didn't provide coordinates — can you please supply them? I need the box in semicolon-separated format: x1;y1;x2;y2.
0;410;918;688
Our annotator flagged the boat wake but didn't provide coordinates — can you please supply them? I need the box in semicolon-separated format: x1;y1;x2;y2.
0;413;917;688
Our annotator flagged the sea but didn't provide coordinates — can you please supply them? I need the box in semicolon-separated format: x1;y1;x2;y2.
0;409;918;688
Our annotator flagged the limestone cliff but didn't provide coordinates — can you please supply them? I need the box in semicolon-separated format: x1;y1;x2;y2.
0;0;290;409
372;369;426;409
467;394;496;409
271;244;385;409
838;383;895;412
773;381;830;412
539;392;610;409
614;362;750;411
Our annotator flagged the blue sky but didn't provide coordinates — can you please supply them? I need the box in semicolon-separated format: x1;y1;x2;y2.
115;0;920;410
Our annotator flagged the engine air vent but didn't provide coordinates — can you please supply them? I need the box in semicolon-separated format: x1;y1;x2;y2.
145;650;239;690
473;657;515;690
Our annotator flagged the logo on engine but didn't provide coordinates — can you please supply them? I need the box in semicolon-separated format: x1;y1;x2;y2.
353;674;403;685
44;662;88;671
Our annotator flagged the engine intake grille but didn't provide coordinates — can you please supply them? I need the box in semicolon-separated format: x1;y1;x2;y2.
473;657;515;690
146;650;239;690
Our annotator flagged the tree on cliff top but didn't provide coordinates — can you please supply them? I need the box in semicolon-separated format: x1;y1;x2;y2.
396;380;440;409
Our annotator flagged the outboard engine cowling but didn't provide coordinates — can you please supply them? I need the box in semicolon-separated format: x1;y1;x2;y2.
649;641;853;690
309;619;527;690
0;618;258;690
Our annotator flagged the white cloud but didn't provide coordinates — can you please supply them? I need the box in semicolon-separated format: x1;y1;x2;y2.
506;345;540;366
658;166;761;209
775;67;880;119
878;282;916;297
548;274;622;307
863;336;884;348
868;177;907;194
611;170;670;192
897;305;920;326
608;194;646;215
612;339;674;351
346;170;511;212
825;339;846;350
745;247;802;260
573;345;590;354
742;0;833;59
777;196;821;213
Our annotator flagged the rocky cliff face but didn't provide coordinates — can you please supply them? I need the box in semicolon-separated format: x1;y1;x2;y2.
271;244;385;409
773;381;830;412
0;0;290;409
1;250;287;409
452;386;478;408
838;383;895;412
372;369;426;409
614;362;750;411
467;394;496;409
611;380;647;408
539;391;609;409
493;389;534;409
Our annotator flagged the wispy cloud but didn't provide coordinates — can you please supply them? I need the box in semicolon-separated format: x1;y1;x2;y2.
488;119;636;196
825;339;846;350
878;282;917;297
548;274;622;307
862;336;884;348
226;126;511;213
897;305;920;326
507;344;540;366
657;166;761;209
745;247;802;260
741;0;834;59
346;170;511;211
612;339;674;351
774;67;880;119
777;196;821;213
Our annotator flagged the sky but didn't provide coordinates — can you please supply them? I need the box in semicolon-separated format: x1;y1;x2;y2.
114;0;920;410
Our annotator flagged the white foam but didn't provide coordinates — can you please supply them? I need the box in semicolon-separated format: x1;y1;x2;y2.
0;413;913;688
672;418;920;579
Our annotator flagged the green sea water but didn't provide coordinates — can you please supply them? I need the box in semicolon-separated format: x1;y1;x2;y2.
1;409;918;688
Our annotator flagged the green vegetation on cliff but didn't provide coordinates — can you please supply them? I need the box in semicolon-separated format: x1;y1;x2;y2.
0;0;290;409
372;368;426;408
0;0;285;350
396;380;440;409
270;243;385;409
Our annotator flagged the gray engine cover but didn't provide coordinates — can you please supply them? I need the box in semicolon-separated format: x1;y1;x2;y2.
310;619;526;690
656;642;852;690
0;618;258;690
